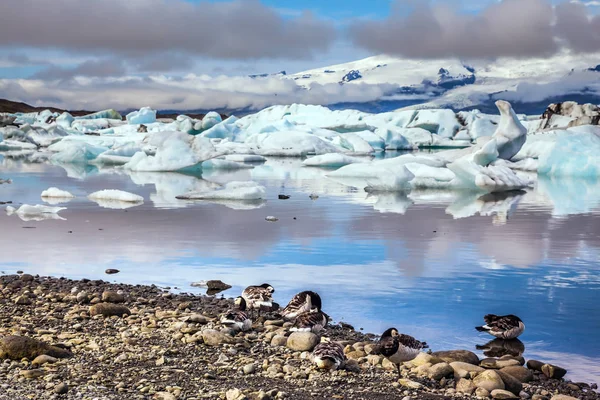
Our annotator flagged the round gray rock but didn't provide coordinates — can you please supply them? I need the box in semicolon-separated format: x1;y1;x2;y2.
286;332;320;352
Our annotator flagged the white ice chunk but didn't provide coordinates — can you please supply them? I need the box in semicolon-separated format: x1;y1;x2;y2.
407;109;461;138
126;107;157;125
88;190;144;209
201;112;222;131
245;131;341;156
303;153;369;168
490;100;527;160
447;139;531;192
41;187;75;199
48;140;108;164
176;181;266;200
56;112;75;129
331;133;374;154
88;190;144;203
375;128;414;150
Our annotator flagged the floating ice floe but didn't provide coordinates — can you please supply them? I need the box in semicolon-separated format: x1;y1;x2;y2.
6;204;67;221
176;181;266;201
41;187;75;205
88;190;144;209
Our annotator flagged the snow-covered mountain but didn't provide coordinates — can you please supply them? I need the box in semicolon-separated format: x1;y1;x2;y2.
276;52;600;114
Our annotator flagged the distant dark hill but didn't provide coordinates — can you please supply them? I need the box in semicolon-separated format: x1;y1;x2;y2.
0;98;93;116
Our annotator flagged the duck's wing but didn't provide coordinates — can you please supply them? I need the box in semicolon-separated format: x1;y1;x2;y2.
313;342;345;362
397;334;428;350
283;292;309;317
292;311;327;330
486;315;521;330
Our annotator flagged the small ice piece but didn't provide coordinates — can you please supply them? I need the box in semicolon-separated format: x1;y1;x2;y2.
6;204;67;221
88;190;144;209
126;107;157;125
265;216;279;222
201;159;254;170
41;188;75;204
176;181;266;201
41;187;75;199
303;153;368;168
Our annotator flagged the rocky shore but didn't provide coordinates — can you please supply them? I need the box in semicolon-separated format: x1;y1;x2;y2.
0;274;597;400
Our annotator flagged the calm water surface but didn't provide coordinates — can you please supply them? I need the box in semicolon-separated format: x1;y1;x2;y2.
1;154;599;382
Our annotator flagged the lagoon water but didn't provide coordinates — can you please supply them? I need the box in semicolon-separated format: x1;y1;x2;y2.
1;154;599;382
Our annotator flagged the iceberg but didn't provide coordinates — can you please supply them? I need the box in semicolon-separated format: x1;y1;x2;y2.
303;153;369;168
176;181;266;201
126;107;157;125
538;128;600;177
124;132;218;172
6;204;67;221
49;140;108;164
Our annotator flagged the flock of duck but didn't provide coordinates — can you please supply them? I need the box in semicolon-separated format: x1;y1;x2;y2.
220;283;526;374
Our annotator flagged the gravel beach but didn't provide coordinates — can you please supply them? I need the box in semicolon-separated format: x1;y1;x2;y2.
0;274;597;400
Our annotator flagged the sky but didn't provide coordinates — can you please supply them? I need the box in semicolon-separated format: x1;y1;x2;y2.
0;0;599;110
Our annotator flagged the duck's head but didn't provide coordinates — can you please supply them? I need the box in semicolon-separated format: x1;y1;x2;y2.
508;315;523;323
260;283;275;293
307;291;322;311
381;327;399;338
234;296;247;310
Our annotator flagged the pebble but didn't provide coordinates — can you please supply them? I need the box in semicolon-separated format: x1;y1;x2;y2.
54;382;69;394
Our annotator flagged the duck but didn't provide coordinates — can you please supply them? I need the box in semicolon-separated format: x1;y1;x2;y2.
312;340;346;371
475;314;525;339
372;328;429;376
241;283;275;314
282;291;322;320
220;296;252;332
290;310;328;333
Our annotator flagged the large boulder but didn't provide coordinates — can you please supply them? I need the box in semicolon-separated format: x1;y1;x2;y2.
500;366;533;383
89;303;131;317
0;336;72;360
433;350;479;365
286;332;320;352
450;361;485;379
473;370;505;392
